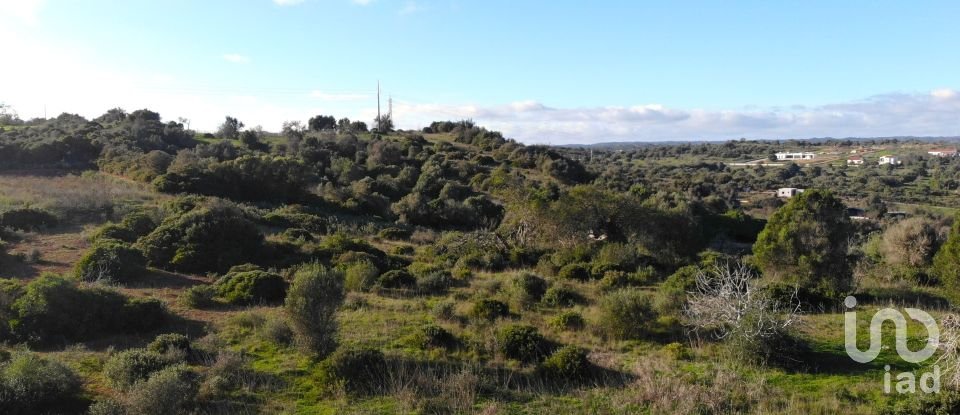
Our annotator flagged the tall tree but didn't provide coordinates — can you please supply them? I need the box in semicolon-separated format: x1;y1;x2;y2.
753;189;853;297
308;115;336;131
216;116;243;139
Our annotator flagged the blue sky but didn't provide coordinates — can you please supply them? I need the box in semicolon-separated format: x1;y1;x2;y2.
1;0;959;143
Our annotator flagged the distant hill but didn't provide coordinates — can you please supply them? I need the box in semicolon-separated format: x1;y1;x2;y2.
561;136;960;150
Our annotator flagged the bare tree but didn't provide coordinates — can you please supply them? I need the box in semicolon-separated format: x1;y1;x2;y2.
936;314;960;387
684;262;801;361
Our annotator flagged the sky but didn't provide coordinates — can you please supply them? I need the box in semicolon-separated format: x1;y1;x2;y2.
1;0;959;144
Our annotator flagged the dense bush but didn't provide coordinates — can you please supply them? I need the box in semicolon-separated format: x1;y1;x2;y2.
497;324;548;363
324;348;386;394
557;263;591;281
102;349;171;391
137;201;264;273
148;333;191;355
538;345;591;382
654;265;699;316
285;263;344;357
541;285;583;308
512;272;547;305
214;266;287;305
9;275;167;344
343;259;380;292
180;284;217;309
376;269;416;289
0;208;58;231
598;288;656;340
470;299;510;321
125;364;199;415
377;227;412;240
416;271;452;294
549;311;585;331
418;324;456;349
74;240;146;283
0;352;82;415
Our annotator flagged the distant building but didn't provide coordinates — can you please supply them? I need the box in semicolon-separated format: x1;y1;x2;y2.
928;148;958;157
878;155;902;165
775;152;816;161
777;188;805;198
847;207;869;220
847;155;864;165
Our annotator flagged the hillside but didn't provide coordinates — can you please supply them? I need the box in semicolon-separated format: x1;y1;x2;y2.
1;112;960;414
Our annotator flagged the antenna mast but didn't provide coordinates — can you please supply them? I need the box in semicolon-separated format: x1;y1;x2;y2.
376;81;381;132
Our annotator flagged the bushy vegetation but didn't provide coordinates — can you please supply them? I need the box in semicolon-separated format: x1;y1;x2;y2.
0;352;82;414
6;275;167;345
598;288;657;340
74;239;146;283
285;263;344;357
137;200;264;273
213;265;287;305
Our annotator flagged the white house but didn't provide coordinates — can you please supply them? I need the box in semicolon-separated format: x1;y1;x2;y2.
775;152;816;161
847;155;864;165
777;188;804;198
878;155;902;165
928;148;958;157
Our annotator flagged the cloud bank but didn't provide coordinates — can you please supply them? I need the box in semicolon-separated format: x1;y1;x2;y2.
387;91;960;144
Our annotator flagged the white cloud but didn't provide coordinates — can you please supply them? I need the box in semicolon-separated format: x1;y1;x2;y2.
222;53;251;64
399;1;421;15
309;91;370;101
273;0;305;5
387;89;960;144
0;0;45;25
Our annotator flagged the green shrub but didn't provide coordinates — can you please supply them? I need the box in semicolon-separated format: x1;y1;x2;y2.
431;300;456;321
285;263;344;357
497;325;548;363
281;228;314;241
598;288;656;340
655;265;698;316
549;311;585;331
90;223;136;243
590;262;620;279
470;299;510;321
87;399;126;415
376;269;416;289
541;286;583;308
558;262;591;281
125;364;199;415
594;243;638;270
180;285;217;309
121;211;157;238
417;271;452;294
137;202;264;274
214;267;287;305
324;348;386;394
9;275;167;344
0;352;81;414
102;349;170;391
390;245;415;256
74;240;146;283
662;342;691;360
148;333;191;355
0;208;58;231
419;324;456;349
343;259;380;292
259;317;294;346
512;272;547;305
378;227;412;240
539;346;591;381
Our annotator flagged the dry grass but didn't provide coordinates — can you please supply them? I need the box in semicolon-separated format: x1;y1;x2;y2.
0;171;162;221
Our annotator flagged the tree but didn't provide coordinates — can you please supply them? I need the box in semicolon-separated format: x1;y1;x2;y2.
216;116;243;139
934;214;960;291
308;115;336;131
284;263;344;357
373;114;393;133
753;189;853;297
